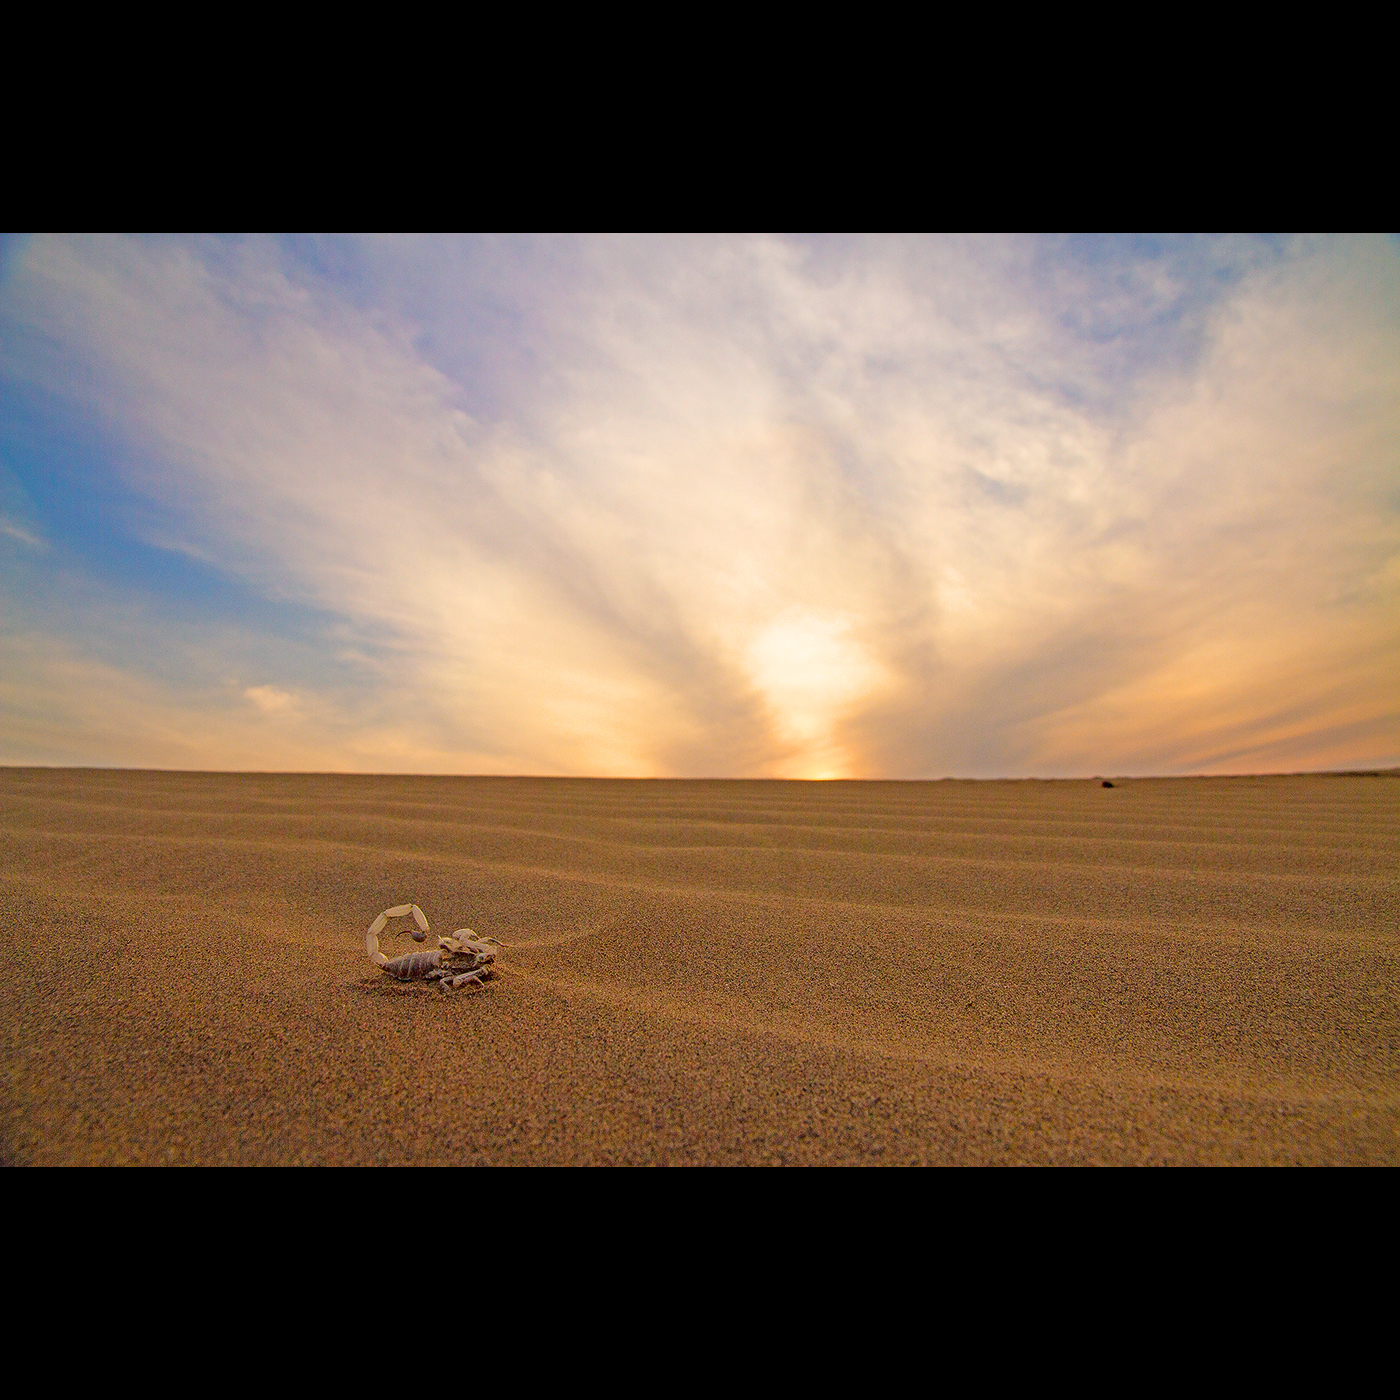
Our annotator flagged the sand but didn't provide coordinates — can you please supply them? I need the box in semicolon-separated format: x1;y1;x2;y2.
2;767;1396;1166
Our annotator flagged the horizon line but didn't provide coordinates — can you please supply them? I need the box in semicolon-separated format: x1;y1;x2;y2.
4;765;1397;782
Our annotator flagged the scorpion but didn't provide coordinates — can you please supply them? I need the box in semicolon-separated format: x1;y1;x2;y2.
366;903;499;990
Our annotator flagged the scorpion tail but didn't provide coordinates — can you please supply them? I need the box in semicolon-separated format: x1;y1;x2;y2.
367;902;428;967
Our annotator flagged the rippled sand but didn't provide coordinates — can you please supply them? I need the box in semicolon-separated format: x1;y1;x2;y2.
2;768;1396;1165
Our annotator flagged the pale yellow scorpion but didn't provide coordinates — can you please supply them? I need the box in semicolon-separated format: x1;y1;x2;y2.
365;903;499;990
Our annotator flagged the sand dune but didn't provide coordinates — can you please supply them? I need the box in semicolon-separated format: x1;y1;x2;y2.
2;768;1396;1165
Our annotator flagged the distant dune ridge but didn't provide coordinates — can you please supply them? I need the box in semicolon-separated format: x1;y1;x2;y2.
2;767;1396;1166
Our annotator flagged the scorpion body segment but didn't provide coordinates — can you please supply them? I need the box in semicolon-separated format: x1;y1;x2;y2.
382;948;447;980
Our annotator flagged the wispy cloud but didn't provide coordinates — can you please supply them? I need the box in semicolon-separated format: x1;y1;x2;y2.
1;234;1395;775
1;519;44;548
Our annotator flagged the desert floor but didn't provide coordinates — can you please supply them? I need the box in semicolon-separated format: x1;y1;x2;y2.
2;768;1396;1165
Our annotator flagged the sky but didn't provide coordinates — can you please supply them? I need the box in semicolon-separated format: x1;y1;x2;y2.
0;233;1396;779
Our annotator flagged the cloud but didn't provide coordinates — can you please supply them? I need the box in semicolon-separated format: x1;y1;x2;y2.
243;684;297;714
1;519;43;548
1;234;1396;775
